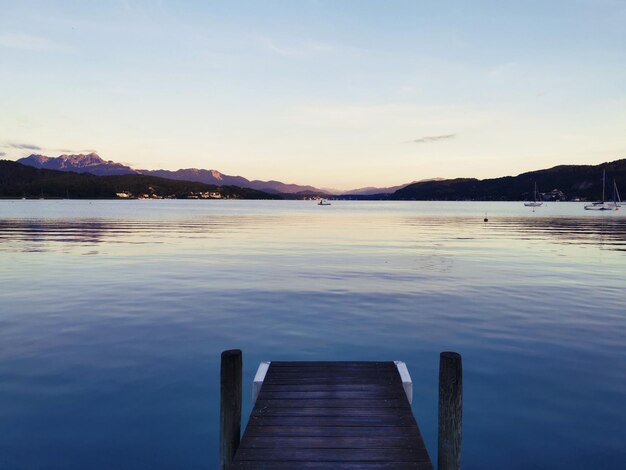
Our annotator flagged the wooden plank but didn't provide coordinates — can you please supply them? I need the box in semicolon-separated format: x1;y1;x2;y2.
264;373;401;379
263;373;401;380
242;425;423;438
233;448;429;462
262;371;399;377
258;383;407;392
256;390;406;400
245;425;421;439
248;415;417;426
232;462;432;469
266;366;397;372
252;407;412;417
269;361;396;367
231;361;433;469
264;370;399;375
264;372;401;379
265;366;398;372
253;399;410;408
239;435;425;449
261;379;402;387
262;379;401;386
263;374;401;381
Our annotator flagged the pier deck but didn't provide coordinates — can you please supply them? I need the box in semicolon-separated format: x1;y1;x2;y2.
231;361;434;469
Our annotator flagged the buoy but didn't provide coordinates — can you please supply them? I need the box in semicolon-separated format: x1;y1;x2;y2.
484;217;488;222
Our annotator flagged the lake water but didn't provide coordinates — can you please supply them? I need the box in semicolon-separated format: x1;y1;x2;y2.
0;200;625;469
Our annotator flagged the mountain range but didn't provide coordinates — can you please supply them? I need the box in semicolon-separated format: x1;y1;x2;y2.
17;153;407;196
389;159;626;201
19;153;138;176
10;153;626;201
0;160;278;200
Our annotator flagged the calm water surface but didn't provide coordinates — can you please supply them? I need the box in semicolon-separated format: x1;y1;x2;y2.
0;200;625;469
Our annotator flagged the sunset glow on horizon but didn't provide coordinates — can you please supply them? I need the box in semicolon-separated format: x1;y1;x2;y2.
1;0;625;190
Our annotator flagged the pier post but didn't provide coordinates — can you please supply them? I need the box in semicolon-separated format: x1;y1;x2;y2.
438;351;462;470
220;349;242;470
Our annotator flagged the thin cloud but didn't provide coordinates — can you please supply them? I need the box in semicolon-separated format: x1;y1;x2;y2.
257;34;366;59
56;148;98;154
408;134;456;144
264;39;339;57
0;32;66;52
6;142;42;150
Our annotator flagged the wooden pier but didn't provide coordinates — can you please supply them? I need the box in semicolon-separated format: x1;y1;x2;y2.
220;352;462;470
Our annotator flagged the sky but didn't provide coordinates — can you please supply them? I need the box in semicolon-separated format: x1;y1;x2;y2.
1;0;625;190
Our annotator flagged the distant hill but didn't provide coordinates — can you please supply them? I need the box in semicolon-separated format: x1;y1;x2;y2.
390;159;626;201
139;168;249;188
340;183;411;196
339;178;445;196
140;168;328;195
248;179;326;195
17;153;330;195
0;160;279;199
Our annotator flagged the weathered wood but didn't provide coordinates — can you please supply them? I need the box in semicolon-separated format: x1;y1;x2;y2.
231;361;433;469
253;398;410;408
259;383;407;392
438;352;462;470
248;415;416;426
242;425;423;438
257;390;406;400
233;447;429;461
231;462;433;470
220;349;242;470
240;435;424;449
270;361;396;367
252;407;411;417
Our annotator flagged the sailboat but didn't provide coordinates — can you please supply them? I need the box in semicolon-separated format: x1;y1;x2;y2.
584;170;620;211
608;179;622;210
524;182;543;207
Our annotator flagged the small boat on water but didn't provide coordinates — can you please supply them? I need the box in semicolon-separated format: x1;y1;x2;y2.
611;180;622;210
524;182;543;207
584;170;621;211
317;199;331;206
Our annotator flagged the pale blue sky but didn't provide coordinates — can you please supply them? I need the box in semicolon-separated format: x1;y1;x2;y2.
1;0;625;189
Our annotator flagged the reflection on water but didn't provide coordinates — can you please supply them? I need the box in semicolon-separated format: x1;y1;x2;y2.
0;200;625;470
3;215;626;254
0;217;277;251
2;204;626;254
